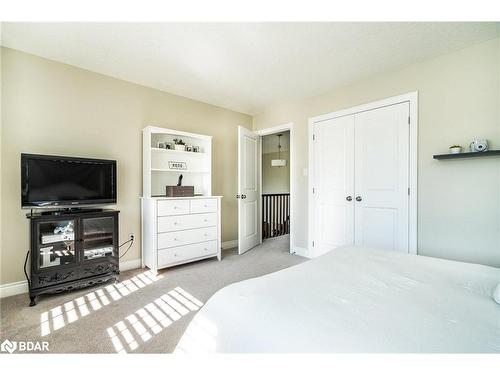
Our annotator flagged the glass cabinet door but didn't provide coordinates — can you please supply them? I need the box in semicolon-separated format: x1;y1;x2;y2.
82;216;115;261
37;219;76;269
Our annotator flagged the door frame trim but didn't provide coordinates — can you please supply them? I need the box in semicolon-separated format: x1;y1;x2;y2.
308;92;418;256
255;123;295;254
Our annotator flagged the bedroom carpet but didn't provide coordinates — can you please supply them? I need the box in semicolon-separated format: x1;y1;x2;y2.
0;235;305;353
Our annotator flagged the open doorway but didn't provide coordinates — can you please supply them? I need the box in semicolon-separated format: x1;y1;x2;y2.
261;132;290;250
237;123;294;256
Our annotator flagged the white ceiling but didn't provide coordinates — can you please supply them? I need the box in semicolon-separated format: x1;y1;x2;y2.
1;22;498;114
262;131;290;154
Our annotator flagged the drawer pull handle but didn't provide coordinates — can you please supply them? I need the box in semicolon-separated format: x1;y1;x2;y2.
174;222;178;225
204;219;208;222
174;253;178;257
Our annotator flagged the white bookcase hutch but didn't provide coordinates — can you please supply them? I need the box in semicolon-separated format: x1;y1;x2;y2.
142;126;213;197
141;126;222;273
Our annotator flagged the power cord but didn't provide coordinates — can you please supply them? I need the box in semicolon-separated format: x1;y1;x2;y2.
119;236;134;259
23;250;31;289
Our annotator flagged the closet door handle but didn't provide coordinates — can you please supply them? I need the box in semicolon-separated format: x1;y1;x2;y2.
355;196;362;202
346;196;352;202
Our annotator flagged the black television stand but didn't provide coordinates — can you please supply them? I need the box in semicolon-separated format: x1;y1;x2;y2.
26;209;120;306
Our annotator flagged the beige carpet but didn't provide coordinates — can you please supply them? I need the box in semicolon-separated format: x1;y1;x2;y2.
0;236;305;353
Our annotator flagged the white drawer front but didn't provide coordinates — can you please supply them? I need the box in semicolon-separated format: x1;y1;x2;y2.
158;226;218;249
158;213;217;233
190;199;217;214
157;200;189;216
158;240;218;266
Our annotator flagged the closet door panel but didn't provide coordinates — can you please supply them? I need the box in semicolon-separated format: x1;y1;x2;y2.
313;116;355;255
354;102;409;252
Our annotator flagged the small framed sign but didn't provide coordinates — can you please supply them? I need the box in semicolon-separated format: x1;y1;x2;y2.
168;161;187;170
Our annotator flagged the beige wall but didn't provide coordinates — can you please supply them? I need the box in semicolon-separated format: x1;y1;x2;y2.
1;47;252;284
262;151;290;193
254;37;500;267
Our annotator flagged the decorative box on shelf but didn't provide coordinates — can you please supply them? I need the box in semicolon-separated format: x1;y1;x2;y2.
166;185;194;197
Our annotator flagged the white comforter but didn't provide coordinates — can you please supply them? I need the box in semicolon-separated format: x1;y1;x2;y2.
175;247;500;353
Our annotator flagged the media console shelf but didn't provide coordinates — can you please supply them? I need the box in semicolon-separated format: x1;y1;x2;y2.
433;150;500;160
26;209;119;306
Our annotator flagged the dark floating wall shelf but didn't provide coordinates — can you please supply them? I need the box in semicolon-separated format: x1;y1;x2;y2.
433;150;500;160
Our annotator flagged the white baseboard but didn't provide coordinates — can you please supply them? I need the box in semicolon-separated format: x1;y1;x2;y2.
0;259;143;299
120;258;142;271
221;240;238;250
291;246;312;258
0;280;29;299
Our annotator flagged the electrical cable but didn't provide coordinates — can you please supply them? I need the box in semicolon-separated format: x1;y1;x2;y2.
118;238;134;259
24;250;31;289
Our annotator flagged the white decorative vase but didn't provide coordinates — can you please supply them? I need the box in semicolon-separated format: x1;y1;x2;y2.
449;147;462;154
175;145;186;151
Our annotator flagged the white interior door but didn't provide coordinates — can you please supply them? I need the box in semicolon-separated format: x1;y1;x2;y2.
354;102;410;252
238;126;260;254
312;116;355;256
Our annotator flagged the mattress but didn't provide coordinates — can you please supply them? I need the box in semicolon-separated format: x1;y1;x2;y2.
175;247;500;353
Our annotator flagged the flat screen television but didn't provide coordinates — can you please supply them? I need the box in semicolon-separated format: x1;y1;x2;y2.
21;153;117;208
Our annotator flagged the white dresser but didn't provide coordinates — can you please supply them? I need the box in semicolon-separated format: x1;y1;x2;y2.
141;196;222;273
141;126;222;273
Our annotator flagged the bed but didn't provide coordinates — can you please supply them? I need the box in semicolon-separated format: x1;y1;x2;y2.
174;246;500;353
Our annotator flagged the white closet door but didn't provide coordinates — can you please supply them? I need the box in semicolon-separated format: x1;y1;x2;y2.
312;116;355;255
354;102;409;252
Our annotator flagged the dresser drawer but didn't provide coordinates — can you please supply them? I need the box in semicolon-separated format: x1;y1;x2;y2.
158;240;218;267
157;200;189;216
190;199;217;214
158;226;218;249
158;213;217;233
